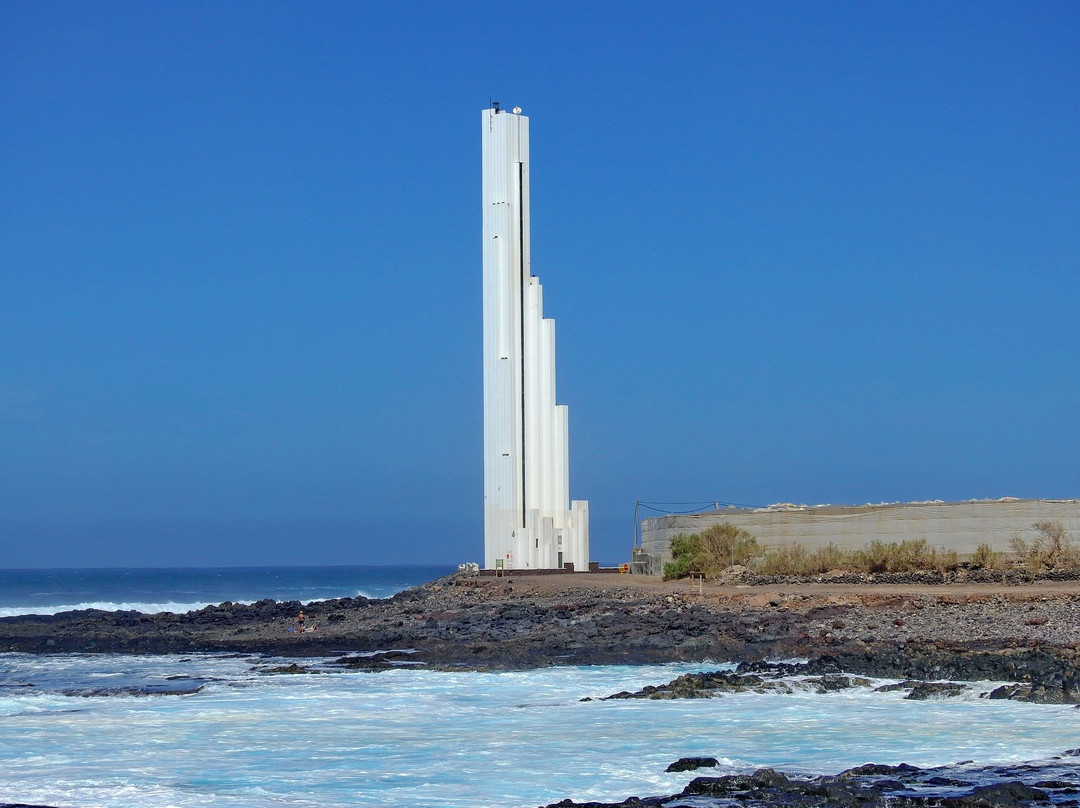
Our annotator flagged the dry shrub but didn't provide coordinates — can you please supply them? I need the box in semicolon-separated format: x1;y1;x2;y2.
670;526;1036;580
699;523;760;569
1010;520;1077;577
849;538;946;574
928;546;960;574
811;542;846;573
970;543;1005;571
754;542;846;576
754;538;960;576
853;540;893;573
754;543;811;576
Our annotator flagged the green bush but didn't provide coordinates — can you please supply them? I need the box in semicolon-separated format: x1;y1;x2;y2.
663;525;759;580
663;533;702;580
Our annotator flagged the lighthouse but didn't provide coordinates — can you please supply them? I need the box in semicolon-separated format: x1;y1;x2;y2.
481;104;590;571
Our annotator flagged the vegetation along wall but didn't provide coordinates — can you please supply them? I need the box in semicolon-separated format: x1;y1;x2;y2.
639;499;1080;564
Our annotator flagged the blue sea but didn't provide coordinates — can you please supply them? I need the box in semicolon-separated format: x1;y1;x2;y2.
2;566;1080;807
0;564;455;618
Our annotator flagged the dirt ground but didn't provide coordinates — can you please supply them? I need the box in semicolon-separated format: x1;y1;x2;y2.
492;571;1080;602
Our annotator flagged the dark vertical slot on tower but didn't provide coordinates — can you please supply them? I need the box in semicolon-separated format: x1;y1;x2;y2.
518;160;527;529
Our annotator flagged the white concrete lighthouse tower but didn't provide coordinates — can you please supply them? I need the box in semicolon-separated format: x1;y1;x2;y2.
482;103;590;571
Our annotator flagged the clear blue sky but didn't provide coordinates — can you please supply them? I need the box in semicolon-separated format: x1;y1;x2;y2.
2;1;1077;568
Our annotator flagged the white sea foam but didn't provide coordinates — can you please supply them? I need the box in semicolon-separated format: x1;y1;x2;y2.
0;601;227;617
1;654;1078;808
0;593;381;618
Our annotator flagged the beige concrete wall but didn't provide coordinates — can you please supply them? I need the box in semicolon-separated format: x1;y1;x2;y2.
640;499;1080;563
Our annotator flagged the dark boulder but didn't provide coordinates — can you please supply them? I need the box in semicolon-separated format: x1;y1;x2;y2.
840;763;922;778
683;767;793;795
665;757;719;773
942;781;1049;807
906;681;970;700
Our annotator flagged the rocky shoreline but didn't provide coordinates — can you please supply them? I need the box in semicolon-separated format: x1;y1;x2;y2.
6;572;1080;808
4;573;1080;670
5;572;1080;701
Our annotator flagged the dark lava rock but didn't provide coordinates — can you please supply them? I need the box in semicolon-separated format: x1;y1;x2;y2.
872;679;970;699
683;767;794;795
805;673;865;692
61;684;205;697
806;647;1080;695
544;799;665;808
907;681;970;700
1032;779;1080;791
600;670;792;700
666;756;719;773
683;767;909;806
942;781;1049;807
762;648;1080;705
259;663;316;675
542;760;1069;808
840;763;923;778
332;650;419;671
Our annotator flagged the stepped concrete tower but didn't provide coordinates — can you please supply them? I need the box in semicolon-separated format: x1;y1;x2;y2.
481;103;589;571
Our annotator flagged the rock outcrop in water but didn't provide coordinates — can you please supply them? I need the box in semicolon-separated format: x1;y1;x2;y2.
593;649;1080;705
542;757;1080;808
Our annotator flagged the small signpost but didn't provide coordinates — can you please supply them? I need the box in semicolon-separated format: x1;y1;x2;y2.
689;571;705;594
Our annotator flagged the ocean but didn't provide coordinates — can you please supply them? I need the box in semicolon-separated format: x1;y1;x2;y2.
0;565;457;618
2;566;1080;807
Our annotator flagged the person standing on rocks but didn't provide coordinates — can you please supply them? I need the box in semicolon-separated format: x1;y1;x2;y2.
297;611;305;633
